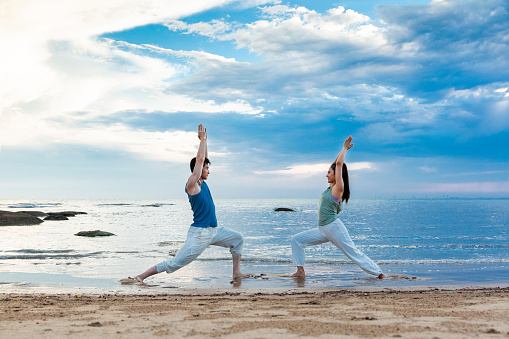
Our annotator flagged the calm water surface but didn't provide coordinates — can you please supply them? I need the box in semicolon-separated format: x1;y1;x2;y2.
1;198;508;292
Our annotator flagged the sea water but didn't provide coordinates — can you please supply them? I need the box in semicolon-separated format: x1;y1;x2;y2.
0;198;508;292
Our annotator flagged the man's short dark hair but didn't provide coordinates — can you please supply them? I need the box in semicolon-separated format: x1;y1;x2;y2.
190;157;211;172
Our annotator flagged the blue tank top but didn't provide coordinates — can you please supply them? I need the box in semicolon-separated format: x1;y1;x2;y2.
185;181;217;228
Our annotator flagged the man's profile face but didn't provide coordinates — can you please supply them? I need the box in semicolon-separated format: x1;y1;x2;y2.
201;163;210;180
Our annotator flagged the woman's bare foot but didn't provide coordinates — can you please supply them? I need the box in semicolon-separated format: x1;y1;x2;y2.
378;273;387;279
233;272;254;279
291;266;306;278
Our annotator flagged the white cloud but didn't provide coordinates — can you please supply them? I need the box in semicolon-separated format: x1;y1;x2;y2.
231;5;388;60
1;0;232;109
1;114;203;163
254;161;375;177
165;19;233;38
0;0;265;161
419;166;437;173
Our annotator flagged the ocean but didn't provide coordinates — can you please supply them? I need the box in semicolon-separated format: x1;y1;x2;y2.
1;198;508;293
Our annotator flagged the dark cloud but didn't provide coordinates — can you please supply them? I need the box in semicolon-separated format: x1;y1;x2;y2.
100;1;509;192
379;0;509;94
166;0;509;149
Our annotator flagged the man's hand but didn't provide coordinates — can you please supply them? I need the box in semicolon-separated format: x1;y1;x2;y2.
343;135;354;150
198;124;207;141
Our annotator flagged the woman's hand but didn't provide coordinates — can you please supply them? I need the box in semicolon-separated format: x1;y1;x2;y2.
343;136;354;150
198;124;207;141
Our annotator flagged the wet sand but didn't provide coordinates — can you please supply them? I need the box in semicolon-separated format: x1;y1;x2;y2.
1;287;508;338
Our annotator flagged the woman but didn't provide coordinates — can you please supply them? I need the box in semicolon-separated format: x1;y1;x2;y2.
291;136;386;279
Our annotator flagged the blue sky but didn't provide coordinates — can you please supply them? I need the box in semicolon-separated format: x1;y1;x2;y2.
1;0;508;199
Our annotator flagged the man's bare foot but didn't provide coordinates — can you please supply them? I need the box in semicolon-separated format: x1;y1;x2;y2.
118;276;143;285
378;273;387;279
291;266;306;278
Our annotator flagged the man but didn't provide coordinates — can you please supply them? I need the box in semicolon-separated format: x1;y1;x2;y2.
125;124;250;284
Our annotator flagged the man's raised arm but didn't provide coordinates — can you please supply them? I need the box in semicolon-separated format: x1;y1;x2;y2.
186;125;207;195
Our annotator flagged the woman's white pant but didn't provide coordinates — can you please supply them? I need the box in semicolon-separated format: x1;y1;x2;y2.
156;226;243;274
291;218;382;276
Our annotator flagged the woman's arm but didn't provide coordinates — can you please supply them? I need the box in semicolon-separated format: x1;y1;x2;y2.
331;136;354;200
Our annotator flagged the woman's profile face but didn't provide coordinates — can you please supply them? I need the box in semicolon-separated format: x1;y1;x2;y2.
326;167;335;183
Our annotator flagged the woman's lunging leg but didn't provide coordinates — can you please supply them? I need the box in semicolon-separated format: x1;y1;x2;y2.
322;219;383;276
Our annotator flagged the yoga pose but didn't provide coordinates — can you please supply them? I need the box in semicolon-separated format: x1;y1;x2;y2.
126;124;251;283
291;136;386;279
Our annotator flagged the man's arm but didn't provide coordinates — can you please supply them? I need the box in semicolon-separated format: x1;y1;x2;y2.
186;124;207;195
331;136;353;200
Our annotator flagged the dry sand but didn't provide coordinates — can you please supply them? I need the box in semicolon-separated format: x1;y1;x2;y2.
1;287;508;338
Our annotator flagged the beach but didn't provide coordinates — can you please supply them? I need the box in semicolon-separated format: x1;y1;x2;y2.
1;286;508;338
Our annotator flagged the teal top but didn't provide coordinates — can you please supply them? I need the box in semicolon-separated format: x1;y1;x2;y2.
318;187;343;226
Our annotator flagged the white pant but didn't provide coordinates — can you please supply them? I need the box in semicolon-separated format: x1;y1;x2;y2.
156;226;243;274
291;218;382;276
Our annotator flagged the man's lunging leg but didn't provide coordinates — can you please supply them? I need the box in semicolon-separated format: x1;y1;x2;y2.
211;227;251;279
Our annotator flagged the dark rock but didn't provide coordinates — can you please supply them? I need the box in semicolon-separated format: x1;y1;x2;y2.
47;211;87;217
19;211;48;217
44;215;69;221
75;230;115;237
168;249;179;257
0;211;44;226
274;207;295;212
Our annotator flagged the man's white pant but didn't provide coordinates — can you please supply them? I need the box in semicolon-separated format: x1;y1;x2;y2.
156;226;243;274
291;218;382;276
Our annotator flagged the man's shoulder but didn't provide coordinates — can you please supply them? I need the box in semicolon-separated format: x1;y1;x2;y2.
186;180;203;196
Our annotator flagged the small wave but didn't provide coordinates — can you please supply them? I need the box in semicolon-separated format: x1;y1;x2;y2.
0;251;104;260
157;241;185;247
441;244;509;249
186;256;509;265
9;249;76;254
96;203;134;206
366;244;509;249
6;203;61;209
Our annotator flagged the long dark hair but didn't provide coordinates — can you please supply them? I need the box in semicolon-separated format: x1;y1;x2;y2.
330;163;350;204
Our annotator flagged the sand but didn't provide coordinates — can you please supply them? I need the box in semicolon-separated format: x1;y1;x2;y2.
1;287;508;338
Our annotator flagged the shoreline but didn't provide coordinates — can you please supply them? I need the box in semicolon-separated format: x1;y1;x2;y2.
2;269;509;296
1;286;508;338
2;260;509;294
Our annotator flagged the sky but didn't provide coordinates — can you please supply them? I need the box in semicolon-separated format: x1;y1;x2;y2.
1;0;508;199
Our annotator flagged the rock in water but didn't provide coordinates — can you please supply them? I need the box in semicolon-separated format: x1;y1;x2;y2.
168;249;179;257
0;211;44;226
44;215;69;221
75;230;115;237
19;211;48;217
274;207;295;212
47;211;87;217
